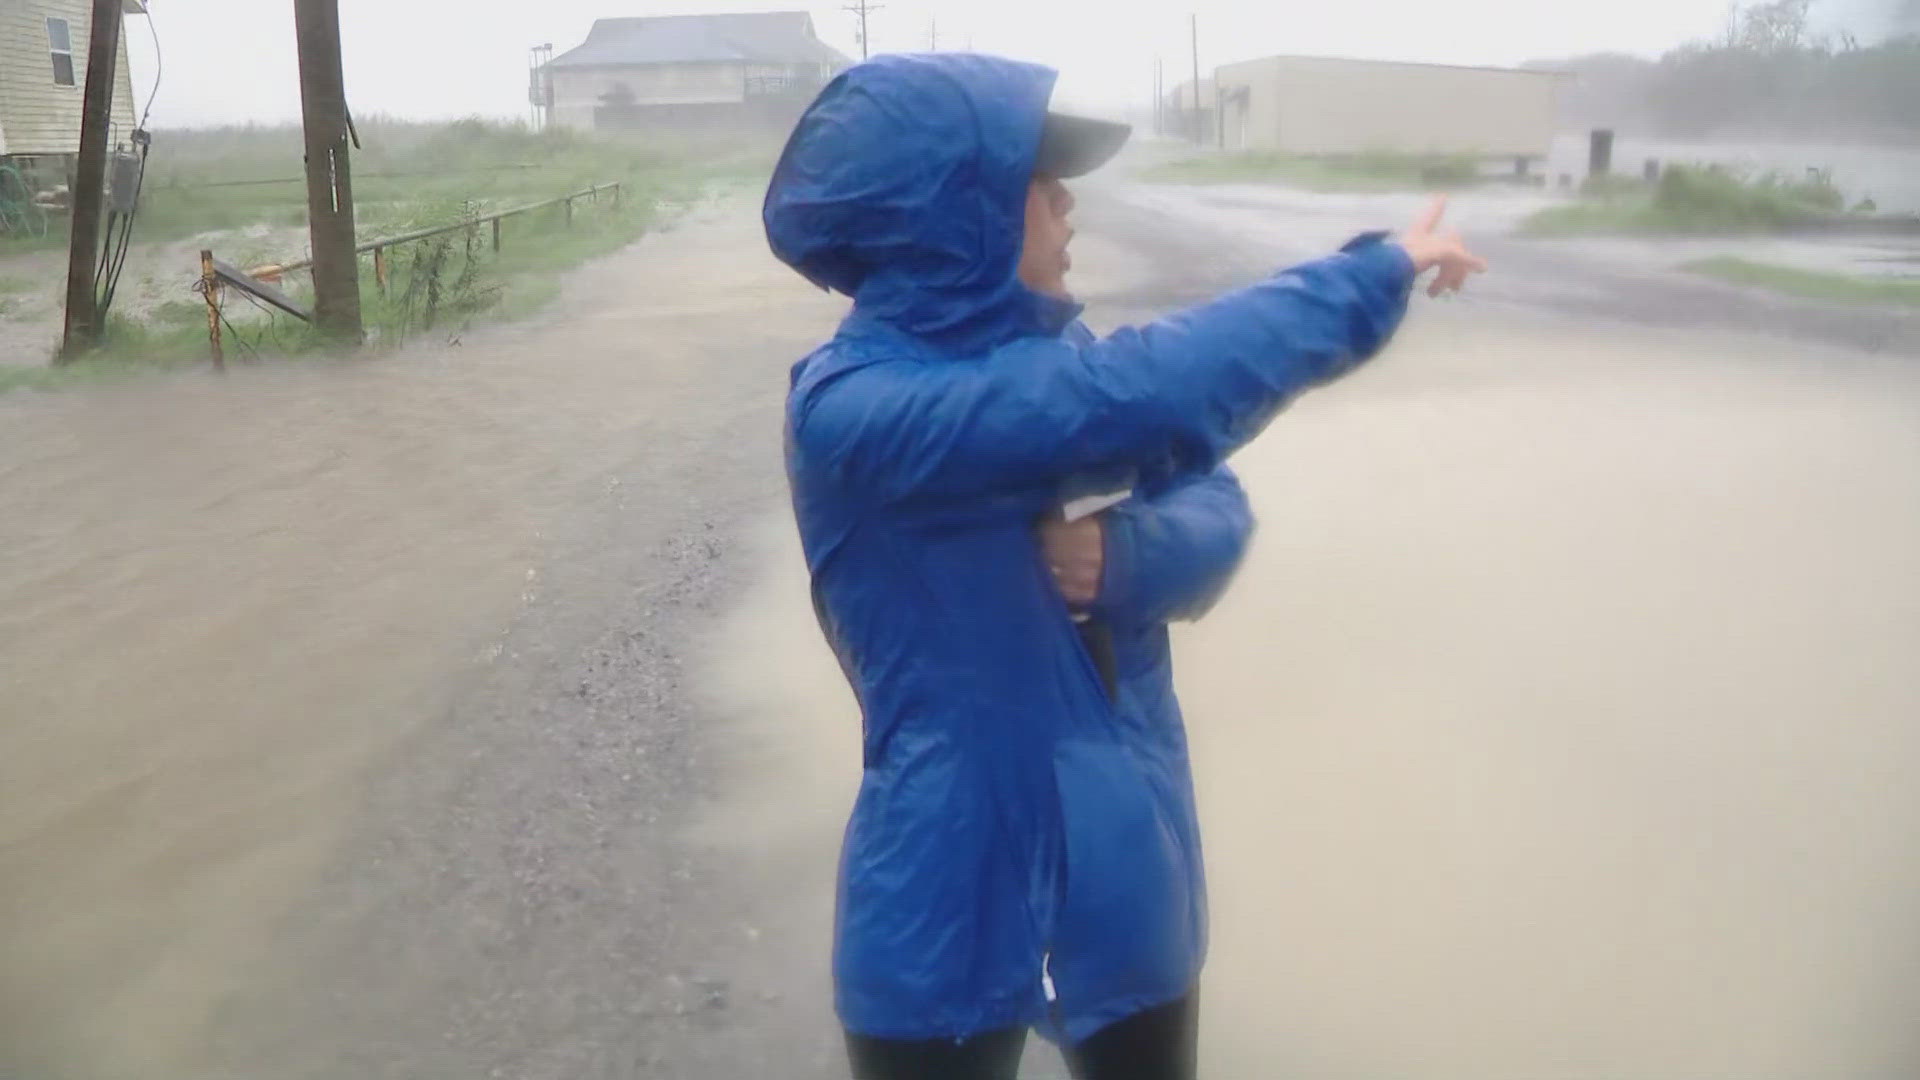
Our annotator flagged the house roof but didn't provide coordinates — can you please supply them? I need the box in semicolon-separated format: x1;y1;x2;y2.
549;12;849;69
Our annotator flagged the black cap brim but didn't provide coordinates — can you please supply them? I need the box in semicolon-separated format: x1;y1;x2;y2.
1034;112;1132;179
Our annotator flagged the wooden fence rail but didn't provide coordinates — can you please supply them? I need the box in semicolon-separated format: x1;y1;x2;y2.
199;181;622;365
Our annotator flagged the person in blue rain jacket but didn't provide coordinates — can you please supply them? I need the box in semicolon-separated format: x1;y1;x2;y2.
763;52;1484;1080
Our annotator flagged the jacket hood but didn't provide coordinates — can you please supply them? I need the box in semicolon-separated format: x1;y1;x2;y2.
764;53;1079;354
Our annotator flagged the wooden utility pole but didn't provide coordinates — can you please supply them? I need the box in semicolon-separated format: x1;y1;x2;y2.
1189;14;1202;145
1154;58;1163;137
57;0;124;362
294;0;362;342
844;0;882;59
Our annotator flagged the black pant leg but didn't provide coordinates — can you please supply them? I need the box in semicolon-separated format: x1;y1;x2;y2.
1064;992;1200;1080
845;1025;1028;1080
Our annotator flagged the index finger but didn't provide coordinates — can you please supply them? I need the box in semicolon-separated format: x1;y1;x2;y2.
1413;194;1449;238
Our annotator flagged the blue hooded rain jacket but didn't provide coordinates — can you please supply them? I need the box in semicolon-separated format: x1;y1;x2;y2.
764;53;1416;1045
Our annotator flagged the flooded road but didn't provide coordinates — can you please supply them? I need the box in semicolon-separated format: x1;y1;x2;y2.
4;182;1919;1079
693;186;1920;1078
704;308;1920;1079
0;358;556;1074
1179;317;1920;1078
0;199;837;1079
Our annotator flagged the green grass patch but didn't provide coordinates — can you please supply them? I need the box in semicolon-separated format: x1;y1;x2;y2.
12;118;770;383
68;190;660;366
1141;150;1484;191
0;317;214;390
1523;164;1849;237
3;115;771;252
0;364;84;394
1681;257;1920;306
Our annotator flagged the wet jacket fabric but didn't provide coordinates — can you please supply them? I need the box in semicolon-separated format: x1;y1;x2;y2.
764;53;1415;1043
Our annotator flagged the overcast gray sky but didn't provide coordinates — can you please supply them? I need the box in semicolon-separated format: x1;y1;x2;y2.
125;0;1909;128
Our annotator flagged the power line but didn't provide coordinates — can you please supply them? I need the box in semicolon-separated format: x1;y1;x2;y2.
98;3;162;324
137;3;161;128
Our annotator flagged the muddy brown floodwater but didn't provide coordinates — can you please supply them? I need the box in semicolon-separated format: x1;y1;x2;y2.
0;197;839;1079
1;349;546;1074
700;309;1920;1078
4;183;1919;1080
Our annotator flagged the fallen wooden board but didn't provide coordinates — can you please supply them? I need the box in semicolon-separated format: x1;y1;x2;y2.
212;258;313;323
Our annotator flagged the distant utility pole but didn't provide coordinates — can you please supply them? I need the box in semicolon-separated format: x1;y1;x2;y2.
1189;14;1201;145
928;16;937;51
844;0;883;59
293;0;363;342
528;43;554;130
1154;57;1163;137
57;0;125;362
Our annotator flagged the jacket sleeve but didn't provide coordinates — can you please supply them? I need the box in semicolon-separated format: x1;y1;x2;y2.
791;238;1414;512
1090;466;1253;628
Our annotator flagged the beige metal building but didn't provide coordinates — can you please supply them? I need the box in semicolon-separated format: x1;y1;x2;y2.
0;0;141;159
1214;56;1561;161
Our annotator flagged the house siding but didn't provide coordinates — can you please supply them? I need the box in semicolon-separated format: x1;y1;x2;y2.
0;0;139;158
549;60;834;133
551;61;748;130
540;13;847;135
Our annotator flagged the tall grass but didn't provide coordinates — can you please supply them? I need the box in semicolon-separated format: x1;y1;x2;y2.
12;116;771;376
1524;163;1851;236
4;115;772;251
151;182;666;361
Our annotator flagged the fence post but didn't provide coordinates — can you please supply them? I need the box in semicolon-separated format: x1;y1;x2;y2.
612;182;621;209
492;216;502;253
564;195;574;228
373;246;388;296
201;249;225;372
